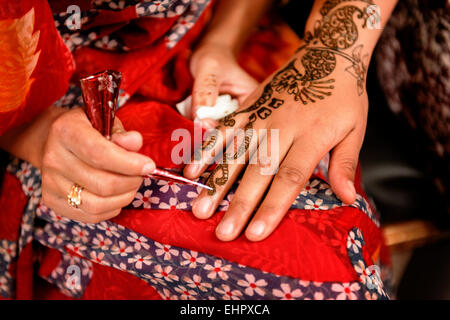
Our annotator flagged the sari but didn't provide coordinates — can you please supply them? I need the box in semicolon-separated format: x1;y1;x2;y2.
0;0;392;300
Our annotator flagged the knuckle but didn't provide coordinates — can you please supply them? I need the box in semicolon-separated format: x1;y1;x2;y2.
230;196;252;213
339;157;357;173
260;202;280;214
50;115;70;140
276;165;306;185
41;149;58;171
256;156;278;175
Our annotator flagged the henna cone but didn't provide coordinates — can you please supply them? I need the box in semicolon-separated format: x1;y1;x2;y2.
79;70;211;190
147;169;213;191
80;70;122;139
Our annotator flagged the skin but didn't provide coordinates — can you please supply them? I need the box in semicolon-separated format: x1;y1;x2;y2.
189;0;273;126
184;0;399;242
0;106;156;224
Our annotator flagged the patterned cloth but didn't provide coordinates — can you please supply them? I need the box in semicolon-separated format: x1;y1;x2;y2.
1;156;389;300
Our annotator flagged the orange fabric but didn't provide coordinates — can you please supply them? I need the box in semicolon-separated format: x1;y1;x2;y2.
0;0;73;135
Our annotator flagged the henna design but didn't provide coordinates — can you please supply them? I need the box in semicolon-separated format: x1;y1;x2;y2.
225;122;254;161
219;83;274;127
201;128;220;152
206;160;229;195
203;0;372;194
201;135;216;151
270;54;336;104
319;6;364;50
320;0;373;16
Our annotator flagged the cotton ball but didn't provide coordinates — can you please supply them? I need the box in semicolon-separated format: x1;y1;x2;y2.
196;95;238;120
175;95;192;118
175;94;239;120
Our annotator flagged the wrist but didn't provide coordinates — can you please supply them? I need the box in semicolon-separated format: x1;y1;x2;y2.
0;106;66;168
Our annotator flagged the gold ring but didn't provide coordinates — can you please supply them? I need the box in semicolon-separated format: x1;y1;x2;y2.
67;183;83;208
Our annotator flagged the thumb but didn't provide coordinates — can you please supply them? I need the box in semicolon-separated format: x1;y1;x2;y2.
328;129;363;204
110;117;143;152
191;71;220;121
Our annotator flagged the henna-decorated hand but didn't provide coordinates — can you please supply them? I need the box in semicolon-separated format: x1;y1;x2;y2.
189;43;258;127
184;56;368;241
184;0;394;242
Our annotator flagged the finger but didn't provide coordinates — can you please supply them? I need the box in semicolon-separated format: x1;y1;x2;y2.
111;117;143;152
220;69;259;105
43;171;138;216
51;108;155;176
184;87;263;179
197;118;219;130
215;129;291;241
42;191;121;224
191;123;262;220
183;114;249;179
184;125;226;179
44;145;143;197
111;116;126;135
328;126;365;205
245;140;328;241
192;72;220;120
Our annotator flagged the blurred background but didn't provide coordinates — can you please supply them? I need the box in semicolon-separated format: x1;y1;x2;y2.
281;0;450;299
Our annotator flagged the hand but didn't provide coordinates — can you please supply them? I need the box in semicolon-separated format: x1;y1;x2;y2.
184;54;369;242
190;43;258;127
41;108;156;224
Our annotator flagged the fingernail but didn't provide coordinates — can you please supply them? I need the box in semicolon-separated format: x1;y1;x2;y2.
187;164;202;176
142;162;155;175
193;197;213;217
248;221;265;237
216;220;234;236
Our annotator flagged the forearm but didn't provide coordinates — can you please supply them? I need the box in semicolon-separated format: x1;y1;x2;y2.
199;0;274;55
0;106;66;168
305;0;398;57
275;0;398;102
